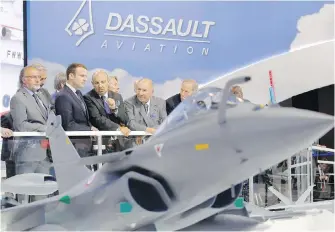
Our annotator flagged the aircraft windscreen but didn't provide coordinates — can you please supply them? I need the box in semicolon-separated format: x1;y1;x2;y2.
154;87;240;137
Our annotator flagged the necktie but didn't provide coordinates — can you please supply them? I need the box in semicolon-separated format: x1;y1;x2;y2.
33;93;47;118
101;96;111;114
75;90;87;115
143;103;149;114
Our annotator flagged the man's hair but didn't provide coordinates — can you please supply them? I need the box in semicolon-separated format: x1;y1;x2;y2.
66;63;87;80
137;78;153;87
108;76;118;83
18;65;38;88
54;72;67;90
231;85;243;98
91;69;108;82
182;79;198;92
31;63;46;72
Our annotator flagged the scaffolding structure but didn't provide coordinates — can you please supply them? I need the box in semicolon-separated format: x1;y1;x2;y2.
245;146;334;208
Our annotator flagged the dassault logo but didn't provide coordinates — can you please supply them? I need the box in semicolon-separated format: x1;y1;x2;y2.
65;0;216;56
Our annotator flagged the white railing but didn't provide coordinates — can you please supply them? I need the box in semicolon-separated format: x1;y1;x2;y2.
10;131;150;158
0;131;150;178
12;131;150;136
310;146;335;153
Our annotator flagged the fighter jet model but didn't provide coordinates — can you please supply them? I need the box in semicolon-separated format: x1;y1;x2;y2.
1;76;334;231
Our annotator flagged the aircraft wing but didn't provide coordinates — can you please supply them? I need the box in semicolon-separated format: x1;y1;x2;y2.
1;197;59;231
51;150;129;167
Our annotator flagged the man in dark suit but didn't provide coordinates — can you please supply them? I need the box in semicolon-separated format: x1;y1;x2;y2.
55;63;98;158
84;70;130;151
166;79;198;115
55;63;97;131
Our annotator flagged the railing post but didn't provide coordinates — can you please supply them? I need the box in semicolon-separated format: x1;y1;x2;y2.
97;135;103;169
309;148;314;203
248;176;254;205
287;157;292;203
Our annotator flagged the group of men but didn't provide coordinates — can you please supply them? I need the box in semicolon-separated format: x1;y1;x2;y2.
0;63;199;181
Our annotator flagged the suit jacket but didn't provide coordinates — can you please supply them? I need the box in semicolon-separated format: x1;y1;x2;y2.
39;87;52;103
125;95;167;131
10;87;51;132
55;85;91;131
84;89;128;131
166;93;182;115
10;88;51;162
1;113;14;161
51;91;59;104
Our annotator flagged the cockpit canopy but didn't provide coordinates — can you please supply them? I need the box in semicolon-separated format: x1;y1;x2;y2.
154;87;242;137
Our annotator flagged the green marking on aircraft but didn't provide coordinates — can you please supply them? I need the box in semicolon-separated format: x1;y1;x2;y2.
234;197;244;208
120;201;132;213
59;195;71;204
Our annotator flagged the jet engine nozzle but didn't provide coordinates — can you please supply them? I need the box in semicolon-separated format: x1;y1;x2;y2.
121;171;172;212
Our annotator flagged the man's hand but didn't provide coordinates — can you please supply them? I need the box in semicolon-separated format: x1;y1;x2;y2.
120;126;131;137
1;127;13;138
107;98;116;109
135;136;143;145
145;127;156;134
91;126;99;131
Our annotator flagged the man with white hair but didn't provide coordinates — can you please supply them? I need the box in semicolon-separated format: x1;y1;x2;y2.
166;79;198;115
51;72;67;103
108;76;120;93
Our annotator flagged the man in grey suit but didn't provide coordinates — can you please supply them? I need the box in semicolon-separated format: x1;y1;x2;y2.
125;78;167;139
10;65;52;182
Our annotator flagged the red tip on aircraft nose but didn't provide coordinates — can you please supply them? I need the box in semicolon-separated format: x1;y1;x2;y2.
41;139;50;149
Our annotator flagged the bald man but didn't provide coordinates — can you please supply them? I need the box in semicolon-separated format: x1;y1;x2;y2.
125;78;167;135
166;79;198;115
84;70;129;134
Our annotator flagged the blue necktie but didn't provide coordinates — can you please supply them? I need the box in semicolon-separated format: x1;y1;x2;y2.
102;96;111;114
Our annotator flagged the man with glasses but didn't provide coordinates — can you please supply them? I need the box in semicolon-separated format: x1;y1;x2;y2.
10;65;53;202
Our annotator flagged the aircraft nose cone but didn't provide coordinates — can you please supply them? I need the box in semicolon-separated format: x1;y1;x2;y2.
228;107;334;180
270;107;334;134
251;107;334;163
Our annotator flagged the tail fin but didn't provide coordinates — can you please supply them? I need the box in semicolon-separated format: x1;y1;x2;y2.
45;111;92;194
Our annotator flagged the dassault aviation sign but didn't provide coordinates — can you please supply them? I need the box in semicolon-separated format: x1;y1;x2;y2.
65;0;216;56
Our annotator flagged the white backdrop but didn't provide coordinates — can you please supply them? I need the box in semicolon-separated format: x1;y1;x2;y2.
0;0;24;114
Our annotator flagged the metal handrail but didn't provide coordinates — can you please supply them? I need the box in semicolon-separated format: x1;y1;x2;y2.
310;146;335;153
11;131;150;137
